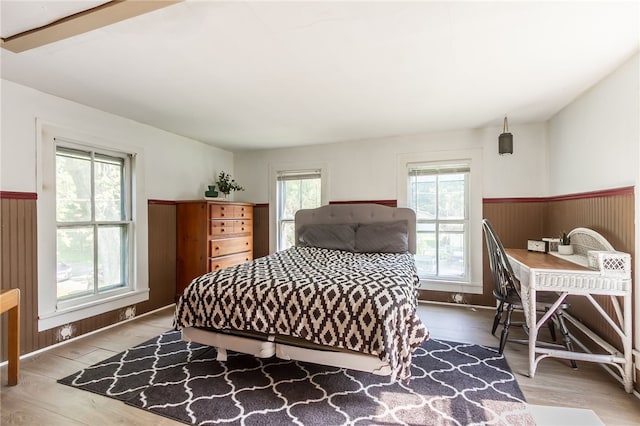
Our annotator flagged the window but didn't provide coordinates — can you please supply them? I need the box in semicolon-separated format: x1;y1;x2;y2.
276;170;322;251
408;163;470;281
398;148;482;294
55;145;132;307
37;121;149;331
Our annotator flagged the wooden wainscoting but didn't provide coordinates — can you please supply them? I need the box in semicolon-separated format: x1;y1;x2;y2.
0;195;176;362
0;194;38;362
253;204;269;259
141;201;177;310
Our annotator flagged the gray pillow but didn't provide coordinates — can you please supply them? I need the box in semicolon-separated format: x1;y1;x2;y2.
298;223;357;251
355;221;409;253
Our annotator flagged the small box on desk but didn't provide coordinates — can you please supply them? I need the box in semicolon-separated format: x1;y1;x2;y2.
527;239;548;253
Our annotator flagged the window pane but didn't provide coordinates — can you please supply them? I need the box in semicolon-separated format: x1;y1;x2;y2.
415;222;436;276
97;225;127;291
438;223;465;277
411;175;436;220
56;150;91;222
282;180;301;219
277;174;321;251
57;227;94;300
438;173;465;219
280;221;295;251
95;155;124;221
300;178;321;209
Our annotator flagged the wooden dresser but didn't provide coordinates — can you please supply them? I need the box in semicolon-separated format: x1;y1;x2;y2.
176;200;253;297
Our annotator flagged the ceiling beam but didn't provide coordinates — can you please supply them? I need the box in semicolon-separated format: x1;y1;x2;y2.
1;0;183;53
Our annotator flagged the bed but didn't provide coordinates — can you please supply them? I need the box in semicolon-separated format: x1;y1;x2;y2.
174;203;429;380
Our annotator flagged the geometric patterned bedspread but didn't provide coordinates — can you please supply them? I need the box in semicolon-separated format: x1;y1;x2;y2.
174;246;429;381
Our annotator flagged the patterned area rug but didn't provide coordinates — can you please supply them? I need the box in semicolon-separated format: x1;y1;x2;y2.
58;331;535;425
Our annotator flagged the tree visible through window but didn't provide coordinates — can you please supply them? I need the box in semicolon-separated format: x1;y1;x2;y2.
276;170;322;251
56;145;132;303
408;163;469;281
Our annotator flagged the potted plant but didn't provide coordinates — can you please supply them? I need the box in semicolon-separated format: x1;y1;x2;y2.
558;231;573;255
215;171;244;197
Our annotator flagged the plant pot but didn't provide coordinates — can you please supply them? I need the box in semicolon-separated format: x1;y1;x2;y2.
558;244;573;255
204;185;219;198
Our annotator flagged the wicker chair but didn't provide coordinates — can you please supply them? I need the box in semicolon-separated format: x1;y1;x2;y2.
482;219;577;365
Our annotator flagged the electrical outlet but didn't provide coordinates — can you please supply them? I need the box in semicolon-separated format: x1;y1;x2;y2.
452;293;465;304
56;324;76;342
120;306;136;321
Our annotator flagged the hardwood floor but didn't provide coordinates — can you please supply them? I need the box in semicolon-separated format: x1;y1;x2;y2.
1;302;639;425
422;302;640;425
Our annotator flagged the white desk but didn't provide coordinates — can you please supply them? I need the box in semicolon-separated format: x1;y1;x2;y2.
505;248;633;393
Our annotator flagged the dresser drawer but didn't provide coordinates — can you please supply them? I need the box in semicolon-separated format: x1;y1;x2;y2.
210;219;252;237
210;236;253;257
209;252;253;271
210;204;253;220
233;205;253;220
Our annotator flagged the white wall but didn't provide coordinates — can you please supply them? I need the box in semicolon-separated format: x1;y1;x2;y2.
547;53;639;195
234;122;548;204
547;52;640;368
1;79;234;199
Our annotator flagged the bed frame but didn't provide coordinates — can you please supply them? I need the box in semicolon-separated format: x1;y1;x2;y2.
181;203;416;376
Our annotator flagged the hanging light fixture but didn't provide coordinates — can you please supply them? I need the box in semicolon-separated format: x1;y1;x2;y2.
498;115;513;155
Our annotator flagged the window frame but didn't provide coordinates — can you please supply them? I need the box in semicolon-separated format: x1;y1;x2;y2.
54;143;134;309
397;149;483;294
275;169;323;251
408;163;470;282
269;162;328;253
37;120;149;331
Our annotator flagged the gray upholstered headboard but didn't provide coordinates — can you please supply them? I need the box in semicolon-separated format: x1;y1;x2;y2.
294;204;416;254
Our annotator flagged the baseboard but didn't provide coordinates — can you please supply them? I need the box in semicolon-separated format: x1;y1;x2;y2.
0;303;175;366
419;299;495;311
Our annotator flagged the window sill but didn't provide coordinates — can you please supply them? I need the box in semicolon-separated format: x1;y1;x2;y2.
38;289;149;331
418;279;483;294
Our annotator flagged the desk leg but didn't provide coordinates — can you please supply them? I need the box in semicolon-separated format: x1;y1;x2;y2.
7;299;20;386
623;293;632;393
526;270;538;378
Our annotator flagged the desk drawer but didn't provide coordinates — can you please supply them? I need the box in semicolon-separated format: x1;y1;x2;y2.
210;236;253;257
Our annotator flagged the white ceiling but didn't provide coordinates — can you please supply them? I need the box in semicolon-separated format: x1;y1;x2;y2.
1;1;639;151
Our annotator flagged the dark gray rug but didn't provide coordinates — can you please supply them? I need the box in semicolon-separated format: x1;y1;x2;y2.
58;330;535;425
